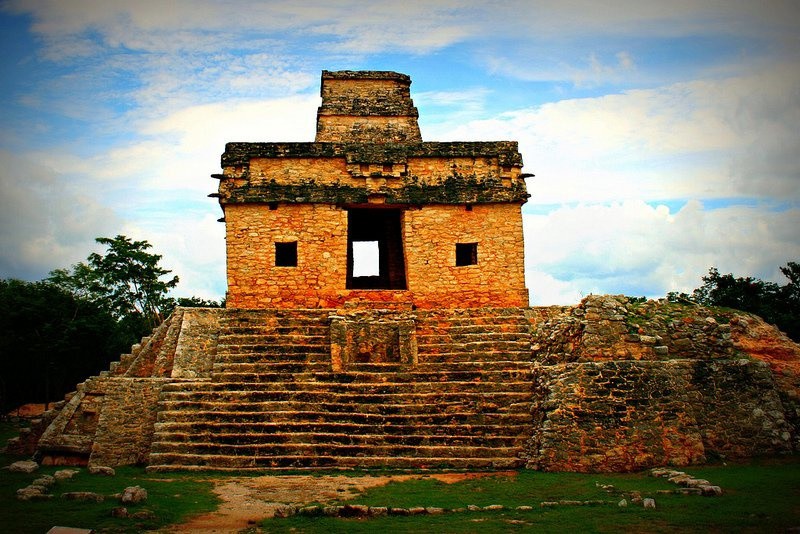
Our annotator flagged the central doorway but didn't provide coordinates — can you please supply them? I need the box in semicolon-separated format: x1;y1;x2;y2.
346;208;407;290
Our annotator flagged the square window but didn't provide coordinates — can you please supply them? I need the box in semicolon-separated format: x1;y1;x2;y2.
275;241;297;267
456;243;478;266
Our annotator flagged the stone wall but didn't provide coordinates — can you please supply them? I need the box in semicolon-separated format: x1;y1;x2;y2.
528;295;797;472
529;359;791;472
404;203;527;308
34;308;222;466
224;202;528;309
225;203;349;308
88;378;167;467
315;70;421;143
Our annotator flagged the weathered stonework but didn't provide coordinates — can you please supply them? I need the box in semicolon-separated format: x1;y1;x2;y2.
217;71;529;309
17;71;799;473
527;295;796;471
18;297;799;471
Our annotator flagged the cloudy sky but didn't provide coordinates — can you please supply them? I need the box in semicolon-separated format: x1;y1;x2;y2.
1;0;798;305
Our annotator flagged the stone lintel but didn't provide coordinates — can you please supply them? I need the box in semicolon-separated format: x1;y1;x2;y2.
221;142;524;168
219;179;530;206
321;70;412;83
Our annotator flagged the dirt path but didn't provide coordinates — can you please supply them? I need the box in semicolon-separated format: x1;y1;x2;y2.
168;472;515;533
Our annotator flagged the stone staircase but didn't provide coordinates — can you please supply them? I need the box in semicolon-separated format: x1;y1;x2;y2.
147;308;534;470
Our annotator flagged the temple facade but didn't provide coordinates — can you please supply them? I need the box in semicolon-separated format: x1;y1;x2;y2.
215;70;530;309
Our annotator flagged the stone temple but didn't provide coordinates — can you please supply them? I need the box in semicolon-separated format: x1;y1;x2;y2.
13;71;799;472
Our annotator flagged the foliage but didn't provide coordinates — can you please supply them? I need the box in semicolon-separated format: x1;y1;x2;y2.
84;235;179;330
0;279;127;411
684;262;800;341
1;235;219;410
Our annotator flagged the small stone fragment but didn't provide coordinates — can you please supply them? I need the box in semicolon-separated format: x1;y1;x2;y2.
467;504;481;511
618;499;628;507
323;506;342;516
62;491;105;502
342;504;370;517
369;507;388;516
700;485;723;496
540;501;559;507
89;465;115;476
425;507;445;514
273;504;297;518
8;460;39;473
17;486;46;501
483;504;504;511
54;469;79;481
388;507;410;515
120;485;148;504
111;507;129;518
31;475;56;489
643;498;656;509
407;507;426;515
130;510;156;520
516;506;533;511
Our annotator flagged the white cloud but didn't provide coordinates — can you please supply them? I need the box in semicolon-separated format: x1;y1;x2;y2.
525;200;800;304
0;150;120;279
426;63;800;205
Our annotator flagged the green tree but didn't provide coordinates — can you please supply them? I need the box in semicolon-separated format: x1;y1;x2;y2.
688;263;800;341
51;236;179;336
0;279;126;412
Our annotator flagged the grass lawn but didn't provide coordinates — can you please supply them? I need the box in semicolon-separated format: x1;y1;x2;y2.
0;418;219;534
262;458;800;533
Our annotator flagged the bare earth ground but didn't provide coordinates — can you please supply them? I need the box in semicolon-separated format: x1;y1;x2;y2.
168;472;516;533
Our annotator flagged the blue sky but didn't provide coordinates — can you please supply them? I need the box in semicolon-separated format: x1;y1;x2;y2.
1;0;798;304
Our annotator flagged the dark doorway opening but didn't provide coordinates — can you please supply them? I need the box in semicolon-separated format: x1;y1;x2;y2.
347;209;407;289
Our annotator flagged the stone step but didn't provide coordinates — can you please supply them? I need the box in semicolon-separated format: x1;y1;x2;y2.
217;333;328;344
209;369;532;384
416;340;531;352
211;362;332;374
157;395;532;414
415;332;530;343
160;379;533;395
151;431;525;447
152;421;532;437
149;441;522;459
147;453;524;470
219;315;330;326
213;352;326;364
210;360;531;374
219;325;331;336
215;344;330;355
416;352;531;364
416;318;530;328
156;409;533;425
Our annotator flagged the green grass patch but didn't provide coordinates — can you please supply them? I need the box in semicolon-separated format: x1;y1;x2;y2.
0;462;219;533
0;418;25;444
264;458;800;533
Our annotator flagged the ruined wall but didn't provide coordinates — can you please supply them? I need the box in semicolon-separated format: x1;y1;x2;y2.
529;359;791;472
88;378;166;466
34;308;222;466
315;71;421;143
527;295;797;472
